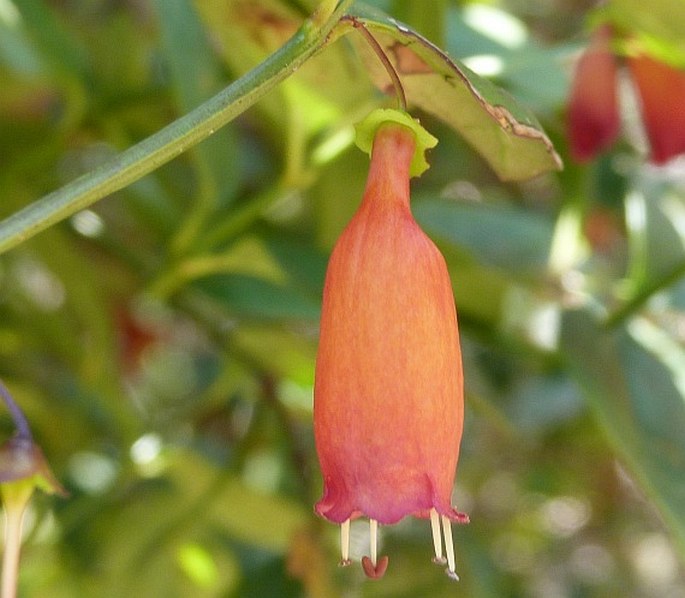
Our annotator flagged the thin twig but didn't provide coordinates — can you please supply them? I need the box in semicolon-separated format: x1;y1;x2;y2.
0;0;355;256
347;16;408;111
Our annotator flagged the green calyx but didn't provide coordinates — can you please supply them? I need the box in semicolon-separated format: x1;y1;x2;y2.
355;108;438;178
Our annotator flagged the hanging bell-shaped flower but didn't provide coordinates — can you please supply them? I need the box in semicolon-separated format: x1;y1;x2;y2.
313;109;468;580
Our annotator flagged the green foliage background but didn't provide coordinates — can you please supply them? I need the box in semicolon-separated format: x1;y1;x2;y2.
1;0;685;596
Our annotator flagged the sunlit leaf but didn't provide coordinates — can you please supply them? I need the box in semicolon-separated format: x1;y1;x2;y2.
83;450;305;596
262;235;328;296
338;5;563;181
445;7;572;113
233;326;316;387
195;0;372;135
607;0;685;65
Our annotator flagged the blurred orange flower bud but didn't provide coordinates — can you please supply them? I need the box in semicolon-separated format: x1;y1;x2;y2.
313;111;467;580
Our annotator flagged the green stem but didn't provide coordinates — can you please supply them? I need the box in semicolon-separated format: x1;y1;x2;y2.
0;0;355;256
197;186;287;252
312;0;344;27
149;253;256;299
605;259;685;328
147;185;291;297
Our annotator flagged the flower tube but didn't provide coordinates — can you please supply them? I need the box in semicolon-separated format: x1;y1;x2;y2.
313;109;468;580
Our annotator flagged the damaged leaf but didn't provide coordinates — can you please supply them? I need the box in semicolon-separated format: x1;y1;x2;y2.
336;6;562;181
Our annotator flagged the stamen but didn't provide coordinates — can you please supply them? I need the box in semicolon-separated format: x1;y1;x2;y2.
430;508;446;564
339;519;351;566
369;518;378;566
441;515;459;580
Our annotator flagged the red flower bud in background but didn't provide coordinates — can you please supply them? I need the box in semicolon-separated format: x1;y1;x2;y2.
567;25;620;162
567;22;685;165
313;110;468;580
627;53;685;164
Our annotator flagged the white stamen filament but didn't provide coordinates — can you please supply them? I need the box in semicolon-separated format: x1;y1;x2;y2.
369;518;378;566
441;515;459;580
340;519;351;565
430;508;445;563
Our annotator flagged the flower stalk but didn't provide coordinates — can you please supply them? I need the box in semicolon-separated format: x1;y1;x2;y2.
0;0;355;256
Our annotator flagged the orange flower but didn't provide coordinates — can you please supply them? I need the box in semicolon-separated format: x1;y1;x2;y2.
628;53;685;164
313;110;467;580
567;25;620;161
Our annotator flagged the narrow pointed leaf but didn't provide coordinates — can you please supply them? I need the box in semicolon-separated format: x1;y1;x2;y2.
155;0;240;203
561;309;685;557
414;196;554;274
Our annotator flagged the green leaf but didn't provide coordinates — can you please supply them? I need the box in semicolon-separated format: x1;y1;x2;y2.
391;0;448;47
339;5;562;181
0;20;45;77
194;274;320;321
262;235;328;297
11;0;90;78
414;196;555;274
560;309;685;556
608;183;685;325
625;186;685;292
444;7;572;113
195;0;373;120
0;0;356;255
155;0;240;205
79;449;307;596
232;325;316;387
607;0;685;65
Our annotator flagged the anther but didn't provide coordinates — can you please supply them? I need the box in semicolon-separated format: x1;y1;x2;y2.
339;519;351;566
430;508;446;564
441;515;459;581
